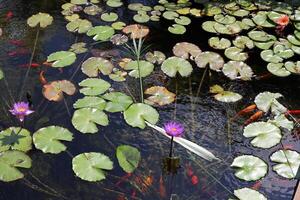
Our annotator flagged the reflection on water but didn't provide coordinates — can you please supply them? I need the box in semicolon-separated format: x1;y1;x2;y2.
0;0;299;200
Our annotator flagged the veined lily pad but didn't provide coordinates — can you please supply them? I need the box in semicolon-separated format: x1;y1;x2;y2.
233;188;267;200
209;85;242;103
174;16;191;25
202;21;218;33
260;50;283;63
74;96;106;110
214;14;236;24
81;57;113;77
161;56;193;77
287;35;300;46
172;42;201;59
66;19;92;33
27;12;53;28
253;11;276;27
204;3;222;16
254;40;276;50
163;11;179;20
267;63;291;77
195;52;224;71
270;149;300;179
233;36;254;49
231;155;268;181
69;42;87;54
254;92;287;114
268;11;287;24
228;9;250;17
102;92;133;112
242;18;255;27
43;80;76;102
273;44;294;59
208;37;231;50
285;61;300;74
47;51;76;68
213;22;242;35
101;12;118;22
124;60;154;78
0;127;32;153
116;145;141;173
145;51;166;64
72;152;113;182
0;150;32;182
268;114;294;131
225;47;248;61
222;61;253;80
248;31;275;42
168;24;186;34
79;78;111;96
243;122;281;148
124;103;159;129
72;108;109;134
122;24;149;39
144;86;176;106
33;126;73;154
87;26;115;41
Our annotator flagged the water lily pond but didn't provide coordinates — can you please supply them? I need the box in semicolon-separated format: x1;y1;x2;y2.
0;0;300;199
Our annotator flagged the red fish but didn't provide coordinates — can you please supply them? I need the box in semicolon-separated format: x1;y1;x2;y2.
186;164;194;177
42;61;53;67
9;39;25;46
232;104;257;120
39;71;47;85
244;111;264;125
159;176;166;198
19;63;40;68
8;48;29;56
5;11;13;21
191;175;198;185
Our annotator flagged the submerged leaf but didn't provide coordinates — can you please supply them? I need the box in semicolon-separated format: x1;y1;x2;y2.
0;127;31;153
116;145;141;173
144;86;175;106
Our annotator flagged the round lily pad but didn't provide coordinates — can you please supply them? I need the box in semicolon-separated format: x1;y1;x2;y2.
42;80;76;102
231;155;268;181
214;14;236;24
73;96;106;110
133;13;150;23
27;12;53;28
254;92;287;114
79;78;111;96
111;21;126;30
101;12;118;22
172;42;201;59
161;56;193;77
268;114;294;131
122;24;149;39
174;16;191;25
47;51;76;68
0;127;32;153
213;22;242;35
270;149;300;179
33;126;73;154
248;31;275;42
124;103;159;129
87;26;115;41
72;108;109;134
102;92;133;113
168;24;186;34
145;51;166;64
225;47;248;61
210;85;242;103
66;19;92;33
109;69;127;82
208;37;231;50
222;61;253;80
243;122;282;148
82;57;113;77
285;61;300;74
84;5;102;15
72;152;113;182
287;35;300;46
253;11;276;27
106;0;123;7
195;52;224;71
65;14;80;22
267;63;291;77
273;44;294;59
69;42;88;54
116;145;141;173
260;50;283;63
233;188;267;200
202;21;217;33
233;36;254;49
144;86;176;106
163;11;179;20
123;60;154;78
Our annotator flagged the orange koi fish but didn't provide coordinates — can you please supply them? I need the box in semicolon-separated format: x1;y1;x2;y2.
159;176;166;198
19;63;40;68
39;71;47;85
191;175;199;185
244;111;264;125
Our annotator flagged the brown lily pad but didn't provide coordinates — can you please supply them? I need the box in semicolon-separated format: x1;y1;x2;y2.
144;86;175;106
42;80;76;102
122;24;149;39
172;42;202;60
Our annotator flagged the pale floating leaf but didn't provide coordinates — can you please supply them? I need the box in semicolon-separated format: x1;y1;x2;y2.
172;42;201;59
81;57;113;77
161;56;193;77
47;51;76;68
195;52;224;71
144;86;176;106
222;61;253;80
79;78;111;96
27;12;53;28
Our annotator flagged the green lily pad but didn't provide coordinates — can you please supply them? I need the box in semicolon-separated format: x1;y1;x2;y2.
84;5;102;15
145;51;166;64
229;9;250;17
133;13;150;23
33;126;73;154
253;11;276;27
270;149;300;179
0;69;3;80
109;69;127;82
175;16;191;25
254;92;287;114
195;52;224;71
87;26;115;41
79;78;111;96
128;3;143;11
65;14;80;22
285;61;300;74
204;3;222;16
72;152;113;182
209;85;242;103
273;44;294;59
213;22;242;35
27;12;53;28
124;60;154;78
233;188;267;200
161;56;193;77
102;92;133;112
168;24;186;34
260;50;283;63
233;36;254;49
292;45;300;55
116;145;141;173
69;42;88;54
111;21;126;30
287;35;300;46
231;155;268;181
106;0;123;7
101;12;118;22
66;19;92;33
0;127;32;153
150;15;160;22
124;103;159;129
72;108;109;134
225;47;248;61
254;40;276;50
71;0;87;4
172;42;202;59
241;18;255;27
222;61;253;80
74;96;106;110
268;11;286;23
267;63;291;77
0;150;32;182
268;114;294;131
208;37;231;50
81;57;114;77
214;14;236;25
243;122;282;148
202;21;218;33
163;11;179;20
248;31;275;42
47;51;77;68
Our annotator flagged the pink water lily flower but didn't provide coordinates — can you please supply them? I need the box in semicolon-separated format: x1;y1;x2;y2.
164;121;184;137
276;15;289;26
9;102;34;122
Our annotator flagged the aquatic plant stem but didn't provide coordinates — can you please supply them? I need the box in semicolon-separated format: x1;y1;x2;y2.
173;76;178;120
189;77;196;134
132;38;144;103
195;65;208;102
169;136;174;158
19;27;40;101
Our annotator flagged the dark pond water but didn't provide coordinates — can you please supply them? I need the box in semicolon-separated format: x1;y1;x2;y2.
0;0;299;199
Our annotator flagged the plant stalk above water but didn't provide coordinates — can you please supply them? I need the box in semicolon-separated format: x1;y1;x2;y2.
132;38;144;103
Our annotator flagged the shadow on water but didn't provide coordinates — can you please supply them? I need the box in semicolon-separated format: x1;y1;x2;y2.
0;0;299;200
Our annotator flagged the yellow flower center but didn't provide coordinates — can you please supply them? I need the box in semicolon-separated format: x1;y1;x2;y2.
171;127;177;132
17;107;26;112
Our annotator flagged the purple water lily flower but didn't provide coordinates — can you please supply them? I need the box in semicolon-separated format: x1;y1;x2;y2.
164;121;184;137
9;102;34;122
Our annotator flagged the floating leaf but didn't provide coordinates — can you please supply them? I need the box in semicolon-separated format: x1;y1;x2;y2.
47;51;76;68
260;50;283;64
243;122;282;148
107;0;123;7
122;24;149;39
43;80;76;102
0;127;31;153
267;63;291;77
72;152;113;182
195;52;224;71
72;108;109;134
110;34;128;45
0;150;31;182
233;36;254;49
145;51;166;64
116;145;141;173
248;31;276;42
102;92;133;112
111;21;126;30
87;26;115;41
65;14;80;22
163;11;179;20
33;126;73;154
254;92;287;114
81;57;113;77
270;149;300;179
233;188;267;200
161;56;193;77
202;21;218;33
208;37;231;50
213;22;242;35
133;13;150;23
123;60;154;78
172;42;201;59
109;69;127;82
222;61;253;80
209;85;242;103
231;155;268;181
79;78;111;96
144;86;175;106
214;14;236;24
168;24;186;34
174;16;191;25
74;96;106;110
124;103;159;129
27;12;53;28
69;42;87;54
66;19;92;33
101;12;118;22
268;114;294;131
253;11;276;27
0;68;3;80
84;5;102;15
225;47;248;61
285;61;300;74
71;0;87;4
